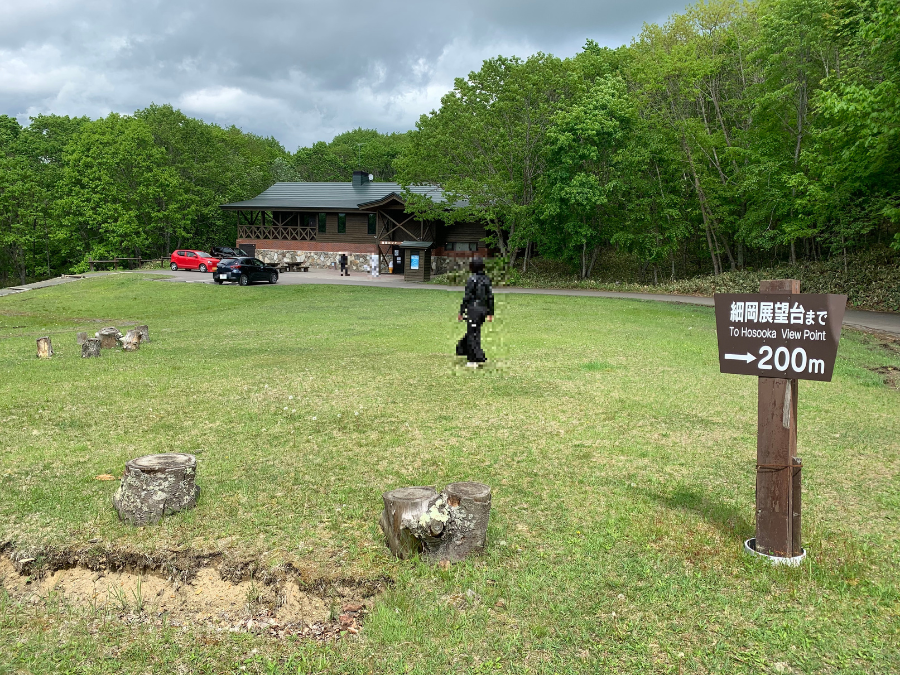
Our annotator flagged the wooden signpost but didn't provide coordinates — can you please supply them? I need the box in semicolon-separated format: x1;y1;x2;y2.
714;281;847;561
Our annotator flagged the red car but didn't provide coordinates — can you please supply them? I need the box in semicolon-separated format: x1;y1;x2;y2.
170;250;220;273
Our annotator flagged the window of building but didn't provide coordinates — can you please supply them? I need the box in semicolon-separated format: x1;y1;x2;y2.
367;213;377;235
306;214;316;228
318;213;327;233
338;213;346;233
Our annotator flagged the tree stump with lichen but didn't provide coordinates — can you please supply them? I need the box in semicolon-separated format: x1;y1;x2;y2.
136;325;150;343
112;453;200;526
121;329;141;351
379;486;437;559
380;482;491;563
82;338;101;358
96;327;121;349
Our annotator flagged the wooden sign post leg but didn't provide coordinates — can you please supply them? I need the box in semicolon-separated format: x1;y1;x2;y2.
756;279;801;557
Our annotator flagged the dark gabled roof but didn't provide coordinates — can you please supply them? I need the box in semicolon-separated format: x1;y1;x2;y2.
221;182;457;211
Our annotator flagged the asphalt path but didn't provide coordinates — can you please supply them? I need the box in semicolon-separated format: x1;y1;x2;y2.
2;268;898;337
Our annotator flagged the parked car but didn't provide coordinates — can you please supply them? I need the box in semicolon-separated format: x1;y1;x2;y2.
170;250;220;273
210;246;249;259
214;258;279;286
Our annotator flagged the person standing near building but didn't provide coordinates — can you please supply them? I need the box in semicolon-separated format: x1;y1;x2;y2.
339;252;349;276
456;256;494;367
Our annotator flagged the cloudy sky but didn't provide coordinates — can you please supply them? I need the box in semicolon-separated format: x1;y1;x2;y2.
2;0;688;150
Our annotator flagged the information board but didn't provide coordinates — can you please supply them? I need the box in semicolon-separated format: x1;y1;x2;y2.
713;293;847;381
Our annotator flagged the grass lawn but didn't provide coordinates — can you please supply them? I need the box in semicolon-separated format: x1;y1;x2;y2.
1;274;898;674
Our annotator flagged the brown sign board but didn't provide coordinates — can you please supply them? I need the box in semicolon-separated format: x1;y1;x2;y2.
714;293;847;381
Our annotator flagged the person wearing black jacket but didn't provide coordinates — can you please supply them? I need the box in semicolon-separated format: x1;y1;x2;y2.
456;257;494;366
339;253;350;276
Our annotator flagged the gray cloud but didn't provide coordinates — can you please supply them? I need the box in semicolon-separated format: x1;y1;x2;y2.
1;0;688;149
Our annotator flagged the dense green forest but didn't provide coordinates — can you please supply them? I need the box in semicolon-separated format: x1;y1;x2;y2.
1;0;897;286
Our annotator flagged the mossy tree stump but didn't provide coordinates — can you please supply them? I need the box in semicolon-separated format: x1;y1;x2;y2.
380;482;492;563
112;453;200;526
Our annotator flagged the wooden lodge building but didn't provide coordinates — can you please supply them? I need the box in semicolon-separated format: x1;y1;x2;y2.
220;171;489;281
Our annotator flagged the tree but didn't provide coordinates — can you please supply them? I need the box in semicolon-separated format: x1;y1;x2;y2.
292;128;409;182
61;113;190;263
537;76;635;278
810;0;900;252
398;54;578;265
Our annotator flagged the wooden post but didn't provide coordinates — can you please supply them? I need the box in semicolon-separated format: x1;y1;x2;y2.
89;258;94;272
36;337;53;359
756;279;801;557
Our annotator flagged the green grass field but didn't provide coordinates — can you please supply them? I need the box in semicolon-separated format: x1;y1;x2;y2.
1;274;898;674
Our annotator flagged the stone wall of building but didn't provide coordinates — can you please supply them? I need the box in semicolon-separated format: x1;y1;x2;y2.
255;248;488;275
257;249;375;272
431;254;486;275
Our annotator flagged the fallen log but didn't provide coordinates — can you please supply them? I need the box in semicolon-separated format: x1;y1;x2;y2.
112;453;200;526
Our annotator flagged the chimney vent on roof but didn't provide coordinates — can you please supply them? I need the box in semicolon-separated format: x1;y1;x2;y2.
352;170;370;187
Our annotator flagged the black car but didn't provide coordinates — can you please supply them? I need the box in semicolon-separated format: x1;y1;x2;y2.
214;258;279;286
211;246;249;259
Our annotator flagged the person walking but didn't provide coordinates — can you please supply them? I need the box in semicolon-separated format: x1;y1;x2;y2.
339;252;349;276
456;256;494;367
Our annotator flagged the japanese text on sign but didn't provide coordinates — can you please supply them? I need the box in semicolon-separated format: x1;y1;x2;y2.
714;293;847;382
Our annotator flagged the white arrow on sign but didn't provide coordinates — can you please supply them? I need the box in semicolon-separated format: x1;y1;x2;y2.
724;352;756;363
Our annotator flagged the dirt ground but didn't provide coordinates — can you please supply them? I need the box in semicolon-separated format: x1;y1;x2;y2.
0;556;376;639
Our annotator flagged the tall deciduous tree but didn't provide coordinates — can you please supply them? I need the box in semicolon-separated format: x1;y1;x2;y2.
537;76;634;278
61;114;190;262
398;54;578;265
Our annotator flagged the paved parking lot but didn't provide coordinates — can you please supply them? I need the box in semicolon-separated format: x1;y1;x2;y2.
2;268;898;336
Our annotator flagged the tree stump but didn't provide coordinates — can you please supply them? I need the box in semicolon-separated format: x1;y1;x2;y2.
112;453;200;526
96;327;121;349
378;486;437;559
121;329;141;351
36;337;53;359
82;338;101;358
136;325;150;343
76;331;88;345
381;482;492;563
441;482;492;560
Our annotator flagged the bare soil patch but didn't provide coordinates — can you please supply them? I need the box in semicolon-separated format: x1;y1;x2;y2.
0;550;387;640
872;365;900;390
